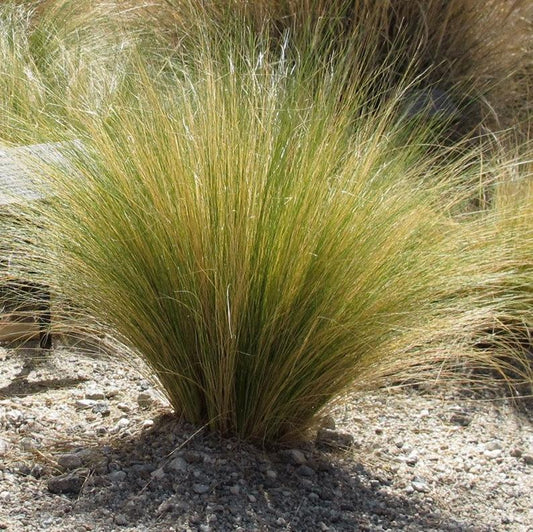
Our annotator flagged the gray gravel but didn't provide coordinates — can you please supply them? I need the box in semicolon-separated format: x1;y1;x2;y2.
0;345;531;531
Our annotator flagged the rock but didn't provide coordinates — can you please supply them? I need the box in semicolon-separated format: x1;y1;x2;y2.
320;415;336;430
150;467;166;480
14;462;31;476
193;483;210;495
91;403;110;416
156;498;175;515
485;441;502;451
296;465;315;477
57;453;83;470
522;454;533;466
136;391;155;408
0;438;9;456
85;389;105;401
406;450;419;466
110;418;130;433
168;457;188;473
114;514;129;526
265;469;277;480
7;409;23;425
47;471;88;494
411;478;430;493
247;494;257;503
510;448;522;458
75;399;97;410
116;403;131;413
20;437;38;451
484;449;502;459
183;451;203;464
280;449;307;465
316;429;354;450
405;87;458;119
108;470;127;483
450;413;472;426
30;464;44;478
229;485;240;495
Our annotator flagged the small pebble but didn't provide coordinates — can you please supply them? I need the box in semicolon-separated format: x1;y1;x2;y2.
406;450;419;466
265;469;277;480
450;413;472;426
0;438;10;456
108;470;127;483
485;440;502;451
75;399;97;410
193;484;210;495
522;454;533;466
412;477;430;493
114;514;129;526
296;465;315;477
92;403;110;416
110;418;130;433
320;415;336;430
150;467;166;480
484;449;502;459
168;457;188;473
156;498;174;515
281;449;306;465
85;389;106;401
137;391;155;408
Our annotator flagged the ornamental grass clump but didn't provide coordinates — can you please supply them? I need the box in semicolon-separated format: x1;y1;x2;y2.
5;30;526;443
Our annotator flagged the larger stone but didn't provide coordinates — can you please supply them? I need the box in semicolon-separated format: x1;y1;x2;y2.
47;471;88;494
57;453;83;470
316;429;354;450
280;449;307;465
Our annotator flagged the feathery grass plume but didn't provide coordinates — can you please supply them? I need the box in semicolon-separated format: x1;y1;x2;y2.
0;0;136;145
4;27;526;442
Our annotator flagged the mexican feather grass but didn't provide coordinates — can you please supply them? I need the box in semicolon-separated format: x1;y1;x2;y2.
3;27;531;442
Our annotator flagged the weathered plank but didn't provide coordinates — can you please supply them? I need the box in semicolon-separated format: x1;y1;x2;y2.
0;142;69;348
0;141;77;206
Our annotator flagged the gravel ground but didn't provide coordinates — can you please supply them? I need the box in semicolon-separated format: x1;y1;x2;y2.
0;344;531;531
